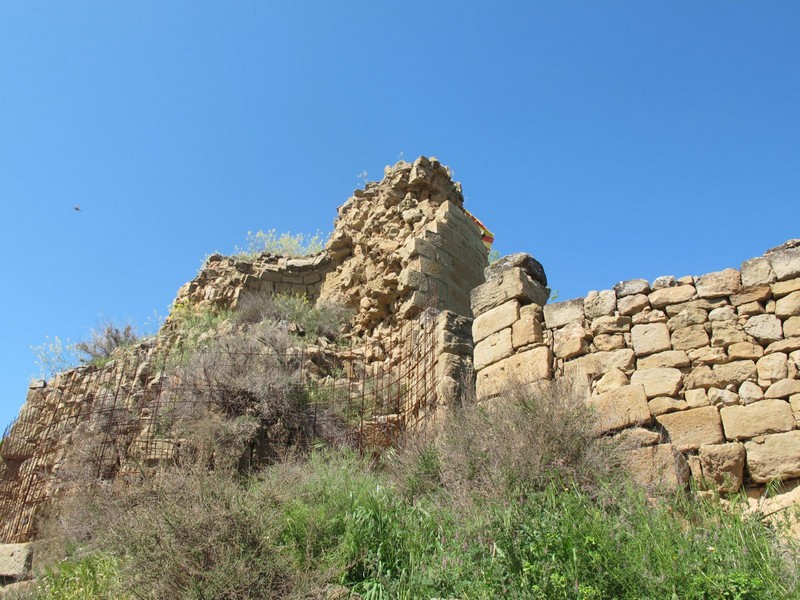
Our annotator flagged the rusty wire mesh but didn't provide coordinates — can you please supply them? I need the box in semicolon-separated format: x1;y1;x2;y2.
0;310;440;543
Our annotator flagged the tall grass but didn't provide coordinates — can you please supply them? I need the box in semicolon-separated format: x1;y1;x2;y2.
29;381;799;600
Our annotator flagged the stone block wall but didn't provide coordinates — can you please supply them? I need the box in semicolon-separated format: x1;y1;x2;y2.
472;240;800;493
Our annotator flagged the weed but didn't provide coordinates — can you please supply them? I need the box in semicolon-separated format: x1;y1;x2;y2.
233;229;327;260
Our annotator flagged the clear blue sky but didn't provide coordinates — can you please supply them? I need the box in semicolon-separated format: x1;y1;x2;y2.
1;2;798;431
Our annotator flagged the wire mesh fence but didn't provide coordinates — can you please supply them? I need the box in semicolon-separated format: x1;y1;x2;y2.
0;309;441;543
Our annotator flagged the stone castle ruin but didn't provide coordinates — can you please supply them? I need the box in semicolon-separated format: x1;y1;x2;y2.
1;156;799;574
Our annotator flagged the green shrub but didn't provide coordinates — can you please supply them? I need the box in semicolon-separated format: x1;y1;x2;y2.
233;229;327;260
34;554;122;600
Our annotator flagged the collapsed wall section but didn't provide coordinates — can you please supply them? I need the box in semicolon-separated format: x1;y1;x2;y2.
472;240;800;496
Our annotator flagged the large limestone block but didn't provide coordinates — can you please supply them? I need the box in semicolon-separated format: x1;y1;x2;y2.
476;346;552;398
0;543;32;579
470;267;548;316
720;400;795;440
711;321;751;348
727;342;764;361
630;367;684;399
665;298;727;316
666;308;707;332
765;378;800;399
772;277;800;298
765;337;800;354
565;349;635;378
618;294;650;316
622;444;690;492
776;291;800;318
784;317;800;339
698;443;745;493
553;322;590;359
474;328;513;371
631;323;672;357
741;256;776;287
745;431;800;483
584;290;616;319
731;285;772;307
637;350;690;370
591;315;631;336
766;240;800;281
595;368;629;394
588;384;651;434
614;279;650;297
656;407;725;451
757;353;788;384
712;360;757;387
473;300;520;343
738;381;765;404
743;314;783;344
649;285;697;309
593;333;626;351
695;269;742;299
648;396;689;416
543;298;585;329
671;325;710;351
484;252;547;286
685;365;721;390
512;304;544;349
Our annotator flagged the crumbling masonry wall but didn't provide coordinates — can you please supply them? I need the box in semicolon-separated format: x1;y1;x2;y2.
471;241;800;496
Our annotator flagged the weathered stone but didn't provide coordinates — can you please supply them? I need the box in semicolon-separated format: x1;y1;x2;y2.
614;279;650;297
708;388;740;407
765;240;800;281
709;306;737;321
738;381;765;405
711;321;751;348
744;431;800;483
741;256;776;287
632;309;668;325
0;543;32;579
784;317;800;338
637;350;690;370
631;323;672;357
473;328;513;371
652;275;677;289
511;304;544;349
727;342;763;361
484;252;547;286
730;285;772;307
553;322;590;359
720;400;795;440
771;277;800;298
618;294;650;316
594;368;629;395
631;368;683;399
588;384;651;434
743;314;783;344
694;269;741;299
470;267;549;316
649;396;689;416
736;301;764;317
765;378;800;399
593;333;626;351
671;325;710;351
666;308;707;332
473;300;520;343
591;315;632;336
775;291;800;318
622;444;690;492
649;285;697;309
687;346;728;365
565;349;636;378
699;443;745;493
615;427;661;447
791;394;800;418
476;346;552;398
757;353;788;384
543;298;585;329
665;298;728;316
657;406;725;452
685;388;710;408
583;290;616;319
685;365;721;389
765;337;800;354
713;360;757;387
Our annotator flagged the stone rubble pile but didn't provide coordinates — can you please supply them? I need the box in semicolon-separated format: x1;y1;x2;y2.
471;240;800;495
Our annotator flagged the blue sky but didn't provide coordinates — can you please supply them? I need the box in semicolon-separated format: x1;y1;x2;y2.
1;2;798;431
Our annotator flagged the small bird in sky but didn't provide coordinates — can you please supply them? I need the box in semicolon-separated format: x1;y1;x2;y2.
73;205;81;212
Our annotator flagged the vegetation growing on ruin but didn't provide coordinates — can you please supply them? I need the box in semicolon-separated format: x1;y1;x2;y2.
27;381;799;600
233;229;327;260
